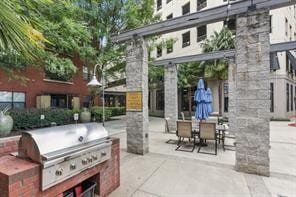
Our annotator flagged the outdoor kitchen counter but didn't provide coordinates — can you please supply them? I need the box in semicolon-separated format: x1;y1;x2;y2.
0;137;120;197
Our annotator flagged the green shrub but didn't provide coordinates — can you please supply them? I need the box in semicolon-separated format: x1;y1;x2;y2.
90;107;112;121
107;107;126;116
8;107;125;132
9;108;76;131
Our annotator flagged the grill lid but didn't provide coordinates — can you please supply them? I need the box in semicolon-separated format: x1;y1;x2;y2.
19;123;109;162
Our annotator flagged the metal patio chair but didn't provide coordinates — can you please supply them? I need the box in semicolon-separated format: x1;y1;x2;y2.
176;120;195;152
198;122;217;155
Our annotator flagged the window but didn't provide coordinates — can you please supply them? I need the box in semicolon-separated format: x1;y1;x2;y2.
197;0;207;11
0;91;25;109
224;83;229;113
182;2;190;15
182;31;190;48
270;83;274;112
269;15;272;33
287;83;290;112
197;25;207;42
291;85;294;111
83;96;91;108
167;42;173;54
224;18;236;33
157;45;162;58
156;90;164;110
285;18;288;36
51;94;68;108
157;0;162;11
82;66;89;80
166;13;173;20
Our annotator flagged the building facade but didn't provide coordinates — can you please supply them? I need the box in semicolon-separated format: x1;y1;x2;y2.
0;56;92;110
149;0;296;119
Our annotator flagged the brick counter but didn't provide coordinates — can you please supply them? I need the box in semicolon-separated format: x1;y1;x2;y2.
0;138;120;197
0;136;20;157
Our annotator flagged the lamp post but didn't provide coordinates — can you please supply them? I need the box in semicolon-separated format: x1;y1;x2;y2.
87;36;107;126
87;64;105;126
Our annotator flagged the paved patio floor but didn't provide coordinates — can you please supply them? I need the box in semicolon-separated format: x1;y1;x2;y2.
105;117;296;197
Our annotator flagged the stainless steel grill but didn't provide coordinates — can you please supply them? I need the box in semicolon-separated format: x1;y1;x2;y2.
18;123;112;191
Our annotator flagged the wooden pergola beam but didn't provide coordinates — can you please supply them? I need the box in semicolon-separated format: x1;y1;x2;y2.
111;0;296;43
152;41;296;66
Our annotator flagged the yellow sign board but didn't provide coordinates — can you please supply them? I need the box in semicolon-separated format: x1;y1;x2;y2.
126;91;142;111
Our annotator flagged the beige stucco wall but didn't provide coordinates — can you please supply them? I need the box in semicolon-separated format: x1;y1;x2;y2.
151;0;296;119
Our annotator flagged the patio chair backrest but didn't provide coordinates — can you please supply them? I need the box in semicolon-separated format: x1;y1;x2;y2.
199;122;216;140
207;116;219;124
177;120;192;138
181;112;185;120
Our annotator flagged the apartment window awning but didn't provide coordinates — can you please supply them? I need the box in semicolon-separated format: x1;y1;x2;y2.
287;51;296;70
270;52;280;71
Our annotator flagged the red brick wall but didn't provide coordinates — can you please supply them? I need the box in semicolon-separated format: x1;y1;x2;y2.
0;136;19;157
0;138;120;197
0;56;90;108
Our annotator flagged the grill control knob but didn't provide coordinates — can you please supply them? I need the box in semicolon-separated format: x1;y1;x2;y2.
101;151;107;157
70;164;76;170
82;159;88;165
92;155;98;160
56;169;63;176
87;157;93;163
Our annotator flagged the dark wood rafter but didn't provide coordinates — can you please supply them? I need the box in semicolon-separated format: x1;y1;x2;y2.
111;0;296;43
152;41;296;66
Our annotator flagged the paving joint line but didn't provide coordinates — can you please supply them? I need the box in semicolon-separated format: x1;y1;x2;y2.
130;159;167;197
147;152;234;170
136;189;161;197
244;174;272;197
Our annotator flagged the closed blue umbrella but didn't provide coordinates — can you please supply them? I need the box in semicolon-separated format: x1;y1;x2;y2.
194;79;208;120
205;88;213;114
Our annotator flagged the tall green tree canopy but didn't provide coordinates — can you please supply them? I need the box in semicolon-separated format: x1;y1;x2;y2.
0;0;45;74
201;27;235;80
0;0;158;82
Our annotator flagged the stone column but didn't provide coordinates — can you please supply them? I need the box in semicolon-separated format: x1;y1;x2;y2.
235;9;270;176
164;63;178;131
126;37;149;155
228;58;237;136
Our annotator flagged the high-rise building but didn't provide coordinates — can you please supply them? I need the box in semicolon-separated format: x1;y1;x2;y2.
149;0;296;119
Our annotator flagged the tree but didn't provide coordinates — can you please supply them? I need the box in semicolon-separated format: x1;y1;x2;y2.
178;61;204;116
201;27;235;114
0;0;45;76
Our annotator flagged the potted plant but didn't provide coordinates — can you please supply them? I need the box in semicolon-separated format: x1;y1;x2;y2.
0;106;13;136
80;108;91;123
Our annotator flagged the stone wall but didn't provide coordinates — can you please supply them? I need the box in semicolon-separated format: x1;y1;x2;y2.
164;64;178;131
234;9;271;176
125;37;149;155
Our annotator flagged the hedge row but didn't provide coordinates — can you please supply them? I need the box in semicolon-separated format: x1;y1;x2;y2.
90;106;126;121
9;108;76;131
9;107;126;131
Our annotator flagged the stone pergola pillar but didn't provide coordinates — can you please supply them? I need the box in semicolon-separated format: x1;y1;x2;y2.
164;63;178;131
234;9;270;176
126;37;149;155
228;58;237;136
